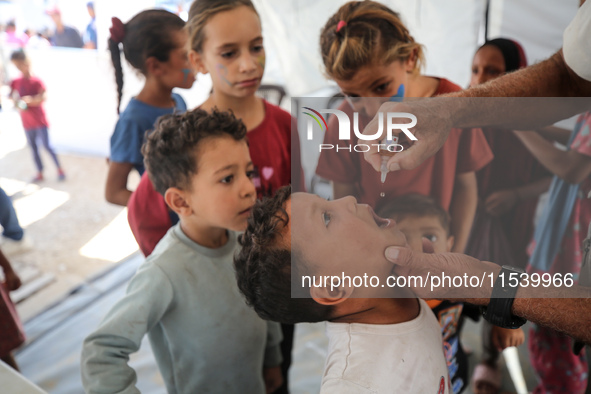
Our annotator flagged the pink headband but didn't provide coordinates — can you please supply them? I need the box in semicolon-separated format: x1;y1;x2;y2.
336;20;347;33
109;17;125;44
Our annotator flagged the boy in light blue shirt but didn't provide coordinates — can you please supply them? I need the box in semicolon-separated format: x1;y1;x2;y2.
82;109;283;394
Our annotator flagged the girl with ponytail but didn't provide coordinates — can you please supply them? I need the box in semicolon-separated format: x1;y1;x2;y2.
316;1;493;255
105;10;195;206
315;3;494;392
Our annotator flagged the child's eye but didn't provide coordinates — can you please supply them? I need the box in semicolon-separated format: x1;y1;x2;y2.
345;93;360;99
221;51;236;58
322;211;331;227
246;170;256;179
485;67;501;76
424;234;438;243
375;82;390;93
252;45;264;53
221;175;234;184
344;94;361;106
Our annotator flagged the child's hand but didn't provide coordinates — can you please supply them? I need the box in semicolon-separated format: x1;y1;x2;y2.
485;189;518;216
4;268;22;291
491;326;525;350
262;366;283;393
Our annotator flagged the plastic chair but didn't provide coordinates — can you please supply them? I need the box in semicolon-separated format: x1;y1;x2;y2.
256;84;287;106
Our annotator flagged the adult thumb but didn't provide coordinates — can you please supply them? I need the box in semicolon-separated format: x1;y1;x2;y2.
385;246;413;267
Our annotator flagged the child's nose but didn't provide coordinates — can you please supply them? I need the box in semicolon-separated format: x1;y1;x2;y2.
335;195;358;212
474;72;487;86
239;53;257;73
242;174;256;198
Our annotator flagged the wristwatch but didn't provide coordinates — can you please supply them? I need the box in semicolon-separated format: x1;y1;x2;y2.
481;265;527;329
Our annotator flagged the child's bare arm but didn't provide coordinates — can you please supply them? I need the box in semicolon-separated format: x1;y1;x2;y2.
485;177;552;216
263;366;282;393
105;161;134;206
537;126;571;145
491;326;525;350
514;130;591;184
449;172;478;253
21;89;46;107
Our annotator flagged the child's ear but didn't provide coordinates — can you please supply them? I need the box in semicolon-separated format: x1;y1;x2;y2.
310;286;353;305
145;56;164;77
189;50;208;75
404;49;418;73
446;235;455;253
164;187;192;216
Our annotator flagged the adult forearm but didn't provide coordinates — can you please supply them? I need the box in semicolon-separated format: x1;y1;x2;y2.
467;285;591;344
514;177;552;201
513;294;591;343
445;52;591;130
513;131;568;176
386;247;591;343
515;131;591;183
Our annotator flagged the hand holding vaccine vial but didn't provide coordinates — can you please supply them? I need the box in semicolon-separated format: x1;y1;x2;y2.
381;135;399;183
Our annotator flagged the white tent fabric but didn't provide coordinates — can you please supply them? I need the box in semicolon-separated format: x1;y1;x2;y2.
254;0;486;95
0;0;581;157
255;0;579;96
489;0;579;65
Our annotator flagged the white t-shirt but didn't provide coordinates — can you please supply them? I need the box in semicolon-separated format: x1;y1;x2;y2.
321;299;450;393
563;0;591;82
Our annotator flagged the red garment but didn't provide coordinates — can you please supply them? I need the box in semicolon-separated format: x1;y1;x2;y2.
0;283;25;357
10;76;49;130
473;129;550;268
316;78;493;210
128;100;304;256
247;100;304;196
127;173;171;257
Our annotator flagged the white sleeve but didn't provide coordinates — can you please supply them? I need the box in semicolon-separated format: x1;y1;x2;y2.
563;0;591;81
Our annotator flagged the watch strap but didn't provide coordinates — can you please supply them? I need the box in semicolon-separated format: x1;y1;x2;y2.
482;265;527;329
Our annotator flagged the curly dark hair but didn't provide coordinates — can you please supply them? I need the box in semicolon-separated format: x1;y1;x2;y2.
143;108;247;195
234;186;334;324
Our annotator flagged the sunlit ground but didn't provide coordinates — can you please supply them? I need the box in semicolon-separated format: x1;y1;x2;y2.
0;106;139;320
79;209;139;262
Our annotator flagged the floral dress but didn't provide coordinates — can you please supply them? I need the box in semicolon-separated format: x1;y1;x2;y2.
526;112;591;394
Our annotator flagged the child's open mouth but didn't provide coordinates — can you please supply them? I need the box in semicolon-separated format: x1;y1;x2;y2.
369;206;392;228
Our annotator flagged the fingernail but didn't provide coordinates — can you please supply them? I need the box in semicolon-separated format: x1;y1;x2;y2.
388;163;400;172
385;247;399;260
